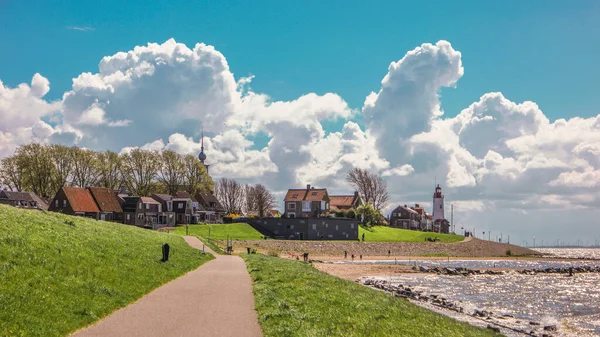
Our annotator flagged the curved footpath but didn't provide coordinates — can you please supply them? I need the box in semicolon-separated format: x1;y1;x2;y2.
71;236;262;337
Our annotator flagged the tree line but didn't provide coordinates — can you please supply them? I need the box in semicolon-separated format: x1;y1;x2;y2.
214;178;276;217
0;144;214;199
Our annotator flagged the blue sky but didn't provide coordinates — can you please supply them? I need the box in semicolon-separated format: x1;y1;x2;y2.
1;0;599;122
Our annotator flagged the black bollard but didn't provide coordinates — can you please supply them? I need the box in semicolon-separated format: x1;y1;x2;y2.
162;243;170;262
247;247;251;254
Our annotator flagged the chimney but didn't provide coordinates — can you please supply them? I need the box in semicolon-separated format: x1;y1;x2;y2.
307;184;311;190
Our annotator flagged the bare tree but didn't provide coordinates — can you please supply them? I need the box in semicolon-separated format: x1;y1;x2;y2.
48;144;74;193
215;178;244;214
70;147;101;188
121;149;160;196
97;150;122;190
346;167;389;211
248;184;276;217
157;150;185;194
244;184;257;213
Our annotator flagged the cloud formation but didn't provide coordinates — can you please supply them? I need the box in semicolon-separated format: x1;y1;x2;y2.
1;38;598;241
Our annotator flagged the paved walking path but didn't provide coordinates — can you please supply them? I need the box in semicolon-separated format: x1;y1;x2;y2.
72;236;262;337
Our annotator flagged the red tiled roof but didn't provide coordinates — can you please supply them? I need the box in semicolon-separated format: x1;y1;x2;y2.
329;195;355;208
88;187;123;213
63;187;100;213
284;189;306;201
304;189;327;201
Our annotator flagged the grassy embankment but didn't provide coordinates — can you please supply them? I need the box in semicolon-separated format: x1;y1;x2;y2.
244;254;499;337
0;204;213;337
360;226;465;242
172;223;263;253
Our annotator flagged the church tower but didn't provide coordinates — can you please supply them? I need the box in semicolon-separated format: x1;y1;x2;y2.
198;129;209;175
432;184;445;222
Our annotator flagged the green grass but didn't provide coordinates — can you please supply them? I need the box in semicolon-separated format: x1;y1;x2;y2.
359;226;465;243
0;204;213;337
244;254;499;337
172;223;263;241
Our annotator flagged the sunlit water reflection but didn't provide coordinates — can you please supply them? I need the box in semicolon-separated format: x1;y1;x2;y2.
375;271;600;336
536;248;600;260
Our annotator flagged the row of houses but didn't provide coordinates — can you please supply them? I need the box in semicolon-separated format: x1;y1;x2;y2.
33;186;227;229
282;184;451;234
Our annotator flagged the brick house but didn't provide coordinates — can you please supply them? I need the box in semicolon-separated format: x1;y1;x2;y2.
150;194;176;227
88;187;123;222
329;191;362;213
283;184;330;218
172;196;194;224
49;186;100;219
194;191;225;223
389;204;421;230
0;190;48;211
122;196;164;229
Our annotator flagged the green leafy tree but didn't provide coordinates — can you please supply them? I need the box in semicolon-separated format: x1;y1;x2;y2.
356;203;384;227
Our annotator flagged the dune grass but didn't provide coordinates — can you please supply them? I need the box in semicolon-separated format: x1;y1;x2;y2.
359;226;465;242
244;254;498;337
172;223;263;241
0;204;213;337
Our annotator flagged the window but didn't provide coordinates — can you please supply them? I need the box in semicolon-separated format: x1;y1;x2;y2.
351;224;354;229
320;201;325;210
288;203;296;210
126;214;131;220
311;191;318;196
138;214;143;220
139;203;142;209
63;200;67;207
178;203;183;209
55;200;58;207
335;225;339;231
158;204;162;212
393;213;396;217
312;224;317;230
440;204;443;209
292;194;298;198
167;201;173;211
145;203;150;210
302;201;311;212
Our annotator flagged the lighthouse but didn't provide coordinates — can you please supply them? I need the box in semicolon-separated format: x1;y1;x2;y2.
432;184;445;222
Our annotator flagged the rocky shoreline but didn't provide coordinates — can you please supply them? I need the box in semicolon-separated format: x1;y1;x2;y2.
359;277;559;337
416;265;600;276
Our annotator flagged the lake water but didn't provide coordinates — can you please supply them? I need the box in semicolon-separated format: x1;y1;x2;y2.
535;248;600;260
362;249;600;336
338;258;600;270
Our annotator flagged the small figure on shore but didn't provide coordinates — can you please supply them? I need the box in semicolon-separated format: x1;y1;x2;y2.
303;252;309;262
344;250;347;259
362;233;365;242
360;254;362;260
388;250;391;257
351;254;355;261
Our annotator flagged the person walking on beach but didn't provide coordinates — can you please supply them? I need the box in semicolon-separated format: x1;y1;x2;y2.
388;250;391;257
351;254;355;261
344;250;347;259
360;254;362;260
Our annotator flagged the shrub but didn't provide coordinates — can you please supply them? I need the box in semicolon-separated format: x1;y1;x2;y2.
506;249;512;256
267;249;281;257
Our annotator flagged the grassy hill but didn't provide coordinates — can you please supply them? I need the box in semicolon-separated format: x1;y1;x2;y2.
0;204;213;337
172;223;264;241
359;226;464;242
244;254;498;337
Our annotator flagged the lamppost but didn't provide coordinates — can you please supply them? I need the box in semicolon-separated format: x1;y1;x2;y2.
533;236;536;248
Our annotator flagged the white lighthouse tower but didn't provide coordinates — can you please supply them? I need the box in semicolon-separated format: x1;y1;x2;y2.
432;184;445;222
